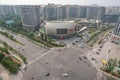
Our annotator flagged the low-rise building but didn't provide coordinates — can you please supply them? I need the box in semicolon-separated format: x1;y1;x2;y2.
40;21;78;39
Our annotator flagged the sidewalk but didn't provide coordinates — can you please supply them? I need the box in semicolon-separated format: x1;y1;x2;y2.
86;36;120;80
0;71;9;80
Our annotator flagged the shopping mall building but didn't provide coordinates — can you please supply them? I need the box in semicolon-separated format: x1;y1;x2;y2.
39;21;78;39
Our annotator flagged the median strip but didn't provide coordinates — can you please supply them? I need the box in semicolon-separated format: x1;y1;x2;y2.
0;31;25;46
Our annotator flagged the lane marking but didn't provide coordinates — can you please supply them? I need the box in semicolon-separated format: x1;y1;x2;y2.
58;64;62;69
28;49;54;66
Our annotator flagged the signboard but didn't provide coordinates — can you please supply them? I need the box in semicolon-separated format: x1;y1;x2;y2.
40;27;46;33
57;29;67;34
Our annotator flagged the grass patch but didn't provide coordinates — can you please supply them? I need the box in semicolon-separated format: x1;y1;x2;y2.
87;26;114;47
0;31;24;46
88;28;96;34
0;40;26;63
0;56;20;74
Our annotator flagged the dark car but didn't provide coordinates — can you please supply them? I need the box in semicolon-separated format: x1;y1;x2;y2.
45;73;50;76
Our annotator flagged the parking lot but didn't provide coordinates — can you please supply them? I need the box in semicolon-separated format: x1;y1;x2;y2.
22;48;97;80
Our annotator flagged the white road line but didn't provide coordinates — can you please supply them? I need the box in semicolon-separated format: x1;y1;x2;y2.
58;64;62;69
28;49;54;66
72;46;85;53
17;48;59;80
64;66;67;72
16;71;23;80
52;51;60;59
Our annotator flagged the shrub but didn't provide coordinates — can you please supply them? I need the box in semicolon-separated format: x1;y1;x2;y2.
0;52;4;61
1;57;20;74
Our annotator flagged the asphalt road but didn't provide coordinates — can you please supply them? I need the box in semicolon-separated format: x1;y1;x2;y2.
0;30;97;80
0;33;49;62
22;48;97;80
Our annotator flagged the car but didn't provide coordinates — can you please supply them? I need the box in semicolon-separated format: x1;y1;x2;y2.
62;73;68;77
18;47;21;49
83;56;87;59
91;58;96;61
99;44;103;48
109;31;112;33
21;35;24;37
46;61;49;64
98;48;101;51
96;52;100;54
58;49;61;52
45;73;50;76
79;57;82;60
31;77;34;80
22;49;25;51
78;43;85;48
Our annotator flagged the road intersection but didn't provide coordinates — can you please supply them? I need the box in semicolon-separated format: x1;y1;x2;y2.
0;30;98;80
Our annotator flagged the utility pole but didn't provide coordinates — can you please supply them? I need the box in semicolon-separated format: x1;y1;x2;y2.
106;47;111;62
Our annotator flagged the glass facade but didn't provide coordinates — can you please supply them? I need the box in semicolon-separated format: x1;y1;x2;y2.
57;29;67;34
114;16;120;37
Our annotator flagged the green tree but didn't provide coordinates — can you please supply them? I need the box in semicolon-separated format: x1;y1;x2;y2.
41;34;44;40
1;57;20;74
9;35;14;40
3;42;8;47
105;59;117;73
45;36;47;41
119;60;120;66
0;52;4;61
117;70;120;75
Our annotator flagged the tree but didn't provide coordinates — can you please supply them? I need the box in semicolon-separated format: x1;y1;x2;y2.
41;34;44;40
117;70;120;75
9;35;14;40
104;59;117;73
1;57;20;74
3;42;8;47
45;36;47;41
119;60;120;66
0;53;4;61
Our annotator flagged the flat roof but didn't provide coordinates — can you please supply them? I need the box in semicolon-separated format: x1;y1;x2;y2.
48;21;74;23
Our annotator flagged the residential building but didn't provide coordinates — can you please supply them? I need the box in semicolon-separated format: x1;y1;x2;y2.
3;5;15;15
114;16;120;37
86;6;105;20
0;5;5;18
44;4;57;20
79;6;87;18
21;5;40;32
14;5;21;16
105;7;120;15
103;14;119;23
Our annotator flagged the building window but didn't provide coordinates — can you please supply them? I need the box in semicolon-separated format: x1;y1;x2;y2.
57;29;67;34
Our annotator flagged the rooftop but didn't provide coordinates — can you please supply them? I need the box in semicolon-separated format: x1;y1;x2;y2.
48;21;74;23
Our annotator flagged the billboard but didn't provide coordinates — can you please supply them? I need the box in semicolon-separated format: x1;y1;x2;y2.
57;29;67;34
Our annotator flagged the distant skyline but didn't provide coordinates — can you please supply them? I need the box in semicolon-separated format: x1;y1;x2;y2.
0;0;120;6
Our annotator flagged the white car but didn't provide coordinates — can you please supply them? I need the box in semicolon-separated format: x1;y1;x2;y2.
78;43;85;48
62;73;68;77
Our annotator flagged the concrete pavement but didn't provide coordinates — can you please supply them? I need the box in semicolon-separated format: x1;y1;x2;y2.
0;29;98;80
22;48;97;80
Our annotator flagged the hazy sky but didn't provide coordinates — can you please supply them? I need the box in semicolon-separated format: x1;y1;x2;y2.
0;0;120;6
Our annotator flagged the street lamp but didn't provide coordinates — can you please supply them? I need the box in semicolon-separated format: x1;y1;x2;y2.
102;47;111;69
106;47;111;63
